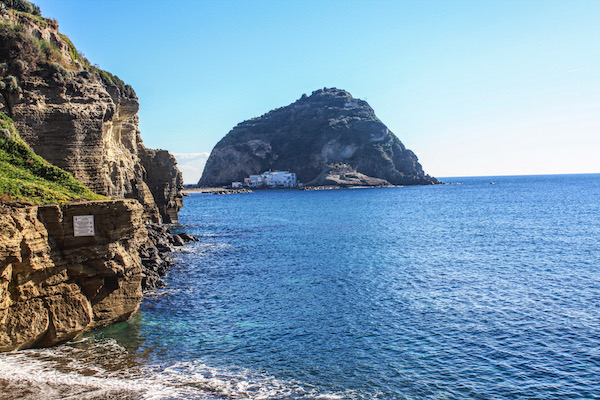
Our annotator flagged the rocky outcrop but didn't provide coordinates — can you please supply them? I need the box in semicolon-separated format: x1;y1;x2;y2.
307;169;392;187
0;6;190;353
139;148;184;224
140;224;198;291
200;88;438;187
0;10;183;223
0;199;145;352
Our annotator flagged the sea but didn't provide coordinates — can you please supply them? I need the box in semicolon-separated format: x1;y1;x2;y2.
1;174;599;400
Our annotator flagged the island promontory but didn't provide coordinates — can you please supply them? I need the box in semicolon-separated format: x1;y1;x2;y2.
199;88;437;187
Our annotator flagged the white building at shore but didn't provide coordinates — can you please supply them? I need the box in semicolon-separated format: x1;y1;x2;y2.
242;171;298;188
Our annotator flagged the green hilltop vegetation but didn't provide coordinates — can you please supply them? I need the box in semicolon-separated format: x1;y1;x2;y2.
0;113;105;205
0;0;136;98
0;0;40;16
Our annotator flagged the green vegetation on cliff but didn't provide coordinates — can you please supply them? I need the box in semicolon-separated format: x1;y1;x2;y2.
0;113;105;204
0;0;40;16
88;65;136;98
0;4;136;99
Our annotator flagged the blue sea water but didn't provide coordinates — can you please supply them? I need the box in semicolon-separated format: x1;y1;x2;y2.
1;174;599;399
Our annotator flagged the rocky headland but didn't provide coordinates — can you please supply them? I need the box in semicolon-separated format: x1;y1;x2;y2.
0;6;183;223
0;2;189;351
199;88;438;187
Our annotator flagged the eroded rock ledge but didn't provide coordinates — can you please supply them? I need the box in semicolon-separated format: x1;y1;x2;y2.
0;199;145;352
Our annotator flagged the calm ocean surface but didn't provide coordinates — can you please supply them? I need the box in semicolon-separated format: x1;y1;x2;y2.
1;174;599;399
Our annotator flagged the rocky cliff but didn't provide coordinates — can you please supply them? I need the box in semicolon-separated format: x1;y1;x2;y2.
0;199;145;352
0;9;183;222
200;88;437;187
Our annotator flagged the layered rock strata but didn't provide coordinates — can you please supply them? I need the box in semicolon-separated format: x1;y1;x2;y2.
0;200;145;352
139;149;184;224
0;11;183;223
200;88;438;187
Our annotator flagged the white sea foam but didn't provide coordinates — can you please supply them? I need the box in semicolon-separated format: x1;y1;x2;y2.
0;340;354;400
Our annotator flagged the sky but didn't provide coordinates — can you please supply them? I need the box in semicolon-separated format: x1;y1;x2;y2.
33;0;600;183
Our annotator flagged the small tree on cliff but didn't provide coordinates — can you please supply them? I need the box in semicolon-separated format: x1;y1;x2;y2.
0;63;22;118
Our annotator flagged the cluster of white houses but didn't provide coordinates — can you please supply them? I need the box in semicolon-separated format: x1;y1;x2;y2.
232;170;298;188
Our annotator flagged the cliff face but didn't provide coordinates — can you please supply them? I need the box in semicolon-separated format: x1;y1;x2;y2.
139;148;184;224
0;11;183;223
200;88;437;187
0;200;145;352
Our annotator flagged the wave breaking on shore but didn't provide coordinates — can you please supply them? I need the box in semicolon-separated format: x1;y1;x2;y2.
0;337;355;400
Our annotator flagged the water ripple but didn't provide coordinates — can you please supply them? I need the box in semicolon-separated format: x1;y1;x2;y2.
2;175;599;399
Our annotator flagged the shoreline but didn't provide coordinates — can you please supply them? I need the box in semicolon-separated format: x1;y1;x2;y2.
183;184;405;195
183;187;253;195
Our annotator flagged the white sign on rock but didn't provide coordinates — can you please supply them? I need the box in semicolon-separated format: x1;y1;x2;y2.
73;215;95;237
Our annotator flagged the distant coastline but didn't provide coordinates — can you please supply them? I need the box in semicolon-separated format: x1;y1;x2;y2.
182;185;410;195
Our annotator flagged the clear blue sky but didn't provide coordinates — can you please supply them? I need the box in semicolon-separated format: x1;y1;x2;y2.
35;0;600;183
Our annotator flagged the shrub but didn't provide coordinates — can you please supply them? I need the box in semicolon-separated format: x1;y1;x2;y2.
0;66;22;117
58;33;88;68
89;65;137;98
34;37;61;62
0;0;41;16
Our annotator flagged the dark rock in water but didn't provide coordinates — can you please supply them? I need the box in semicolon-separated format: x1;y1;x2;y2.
140;224;198;291
178;232;199;243
199;88;438;187
170;233;186;247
